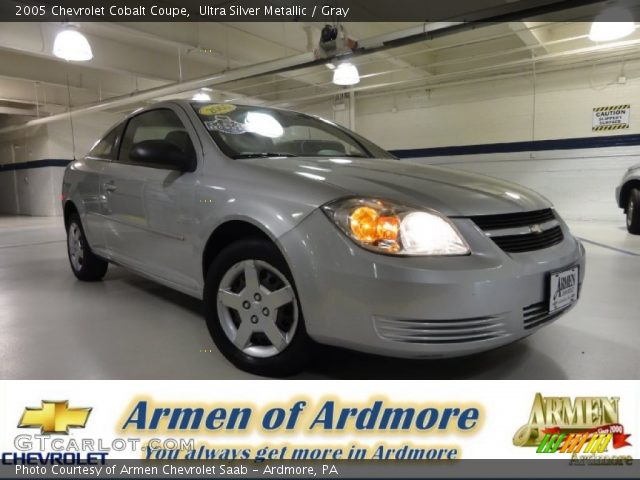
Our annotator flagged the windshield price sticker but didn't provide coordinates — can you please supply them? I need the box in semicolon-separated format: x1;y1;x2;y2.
199;104;237;116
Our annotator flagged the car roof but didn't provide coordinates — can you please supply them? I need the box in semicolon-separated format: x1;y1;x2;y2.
146;99;295;114
120;99;332;128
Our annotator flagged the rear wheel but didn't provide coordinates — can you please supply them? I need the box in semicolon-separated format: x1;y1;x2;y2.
66;213;108;281
204;238;311;377
626;189;640;234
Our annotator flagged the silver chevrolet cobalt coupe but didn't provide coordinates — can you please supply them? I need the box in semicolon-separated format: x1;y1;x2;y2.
62;100;585;376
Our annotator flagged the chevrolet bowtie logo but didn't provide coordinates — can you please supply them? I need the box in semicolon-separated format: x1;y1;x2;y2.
530;224;544;234
18;401;92;434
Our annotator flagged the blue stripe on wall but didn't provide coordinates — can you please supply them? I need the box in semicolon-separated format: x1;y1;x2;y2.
390;133;640;158
2;132;640;167
0;159;71;172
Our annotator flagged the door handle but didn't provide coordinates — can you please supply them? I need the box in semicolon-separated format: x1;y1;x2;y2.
103;182;117;193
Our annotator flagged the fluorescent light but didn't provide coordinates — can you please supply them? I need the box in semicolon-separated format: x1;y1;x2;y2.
192;91;212;101
53;26;93;61
333;62;360;86
589;7;635;42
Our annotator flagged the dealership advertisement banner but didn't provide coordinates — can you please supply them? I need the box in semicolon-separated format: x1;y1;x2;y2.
0;381;638;478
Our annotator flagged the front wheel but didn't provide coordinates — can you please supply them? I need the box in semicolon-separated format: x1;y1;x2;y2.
204;239;311;377
66;213;108;281
627;189;640;234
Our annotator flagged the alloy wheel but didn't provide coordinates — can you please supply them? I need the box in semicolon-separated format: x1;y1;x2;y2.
628;198;635;227
216;259;298;358
68;223;84;272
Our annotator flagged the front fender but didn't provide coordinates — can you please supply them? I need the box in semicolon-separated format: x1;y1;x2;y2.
194;183;320;251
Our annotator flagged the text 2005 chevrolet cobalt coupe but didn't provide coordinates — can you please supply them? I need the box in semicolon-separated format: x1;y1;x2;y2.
62;100;585;376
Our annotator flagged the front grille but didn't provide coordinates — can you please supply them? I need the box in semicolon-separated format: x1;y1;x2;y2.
523;301;564;330
374;316;508;344
469;209;564;253
471;208;556;230
491;226;564;253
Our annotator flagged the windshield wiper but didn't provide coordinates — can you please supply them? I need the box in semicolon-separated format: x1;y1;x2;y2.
232;152;297;159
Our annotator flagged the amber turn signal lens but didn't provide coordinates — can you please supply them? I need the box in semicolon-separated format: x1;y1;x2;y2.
350;206;379;242
350;207;400;245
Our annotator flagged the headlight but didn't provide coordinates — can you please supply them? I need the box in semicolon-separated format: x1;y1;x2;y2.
322;198;470;256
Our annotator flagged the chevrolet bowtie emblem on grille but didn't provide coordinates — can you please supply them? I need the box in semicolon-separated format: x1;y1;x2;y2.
530;224;544;234
18;401;92;434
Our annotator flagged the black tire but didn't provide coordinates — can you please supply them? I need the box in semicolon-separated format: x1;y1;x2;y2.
66;212;108;281
626;189;640;235
204;238;311;377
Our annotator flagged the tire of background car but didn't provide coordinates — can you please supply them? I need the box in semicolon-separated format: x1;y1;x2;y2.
66;212;109;281
627;188;640;235
204;238;311;377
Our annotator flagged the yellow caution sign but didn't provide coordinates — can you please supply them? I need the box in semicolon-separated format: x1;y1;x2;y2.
592;105;630;132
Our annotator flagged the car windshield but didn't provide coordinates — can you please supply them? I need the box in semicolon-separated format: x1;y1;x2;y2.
191;103;394;159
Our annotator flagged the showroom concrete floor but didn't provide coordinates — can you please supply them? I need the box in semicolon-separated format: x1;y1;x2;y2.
0;214;638;380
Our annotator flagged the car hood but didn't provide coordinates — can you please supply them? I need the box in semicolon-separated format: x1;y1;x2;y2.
242;156;551;217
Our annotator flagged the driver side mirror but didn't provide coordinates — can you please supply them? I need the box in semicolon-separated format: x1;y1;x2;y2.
129;140;194;171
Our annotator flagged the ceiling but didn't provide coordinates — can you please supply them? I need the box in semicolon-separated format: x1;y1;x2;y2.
1;13;640;125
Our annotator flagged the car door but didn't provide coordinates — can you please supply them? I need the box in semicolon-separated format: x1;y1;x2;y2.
100;107;201;294
77;123;124;253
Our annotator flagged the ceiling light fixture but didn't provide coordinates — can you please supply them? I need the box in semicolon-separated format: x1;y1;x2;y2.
53;25;93;61
333;62;360;86
589;7;636;42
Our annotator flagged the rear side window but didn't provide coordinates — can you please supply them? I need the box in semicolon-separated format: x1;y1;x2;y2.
87;124;123;159
118;109;195;167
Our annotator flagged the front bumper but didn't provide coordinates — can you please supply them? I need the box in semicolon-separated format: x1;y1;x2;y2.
278;209;586;359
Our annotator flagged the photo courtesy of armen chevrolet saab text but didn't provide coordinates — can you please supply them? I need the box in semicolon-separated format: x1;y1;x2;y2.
62;101;585;376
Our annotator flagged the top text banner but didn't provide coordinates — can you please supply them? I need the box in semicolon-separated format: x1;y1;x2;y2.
0;0;623;23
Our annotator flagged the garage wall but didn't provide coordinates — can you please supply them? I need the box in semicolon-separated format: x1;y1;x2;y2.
0;112;122;216
0;125;58;216
345;59;640;222
46;111;123;160
355;59;640;148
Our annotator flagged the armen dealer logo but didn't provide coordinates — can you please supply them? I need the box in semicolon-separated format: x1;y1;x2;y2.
513;393;632;461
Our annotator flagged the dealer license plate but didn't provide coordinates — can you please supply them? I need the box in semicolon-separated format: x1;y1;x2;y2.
549;266;579;313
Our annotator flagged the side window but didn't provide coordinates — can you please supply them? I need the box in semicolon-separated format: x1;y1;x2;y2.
87;124;123;160
118;109;196;168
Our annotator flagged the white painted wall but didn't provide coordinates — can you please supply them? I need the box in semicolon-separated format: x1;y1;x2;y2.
46;111;124;160
0;111;124;216
354;59;640;149
0;125;55;216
